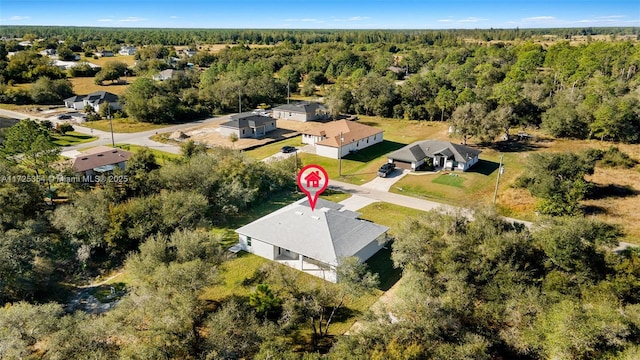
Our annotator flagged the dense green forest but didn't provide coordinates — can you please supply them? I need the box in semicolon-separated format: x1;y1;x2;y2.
1;26;639;45
1;27;639;142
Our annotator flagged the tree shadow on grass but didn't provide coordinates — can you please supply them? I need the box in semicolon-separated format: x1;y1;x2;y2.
365;244;401;291
582;205;608;215
343;140;406;163
586;184;639;200
467;159;500;176
488;140;545;153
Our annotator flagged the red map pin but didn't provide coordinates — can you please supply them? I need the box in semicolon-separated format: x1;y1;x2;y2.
297;164;329;211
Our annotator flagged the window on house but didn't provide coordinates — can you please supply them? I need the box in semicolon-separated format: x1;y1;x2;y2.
247;237;252;246
242;129;245;134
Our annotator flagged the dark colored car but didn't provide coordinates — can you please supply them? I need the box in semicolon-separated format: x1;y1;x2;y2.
280;146;296;153
377;163;396;177
58;114;72;120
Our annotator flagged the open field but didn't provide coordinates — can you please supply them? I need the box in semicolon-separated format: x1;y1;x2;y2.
81;118;170;133
69;76;136;96
81;55;136;67
114;143;181;164
52;131;97;146
244;136;304;159
177;44;274;53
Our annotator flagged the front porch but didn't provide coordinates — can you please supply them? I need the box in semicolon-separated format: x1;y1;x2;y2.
276;252;337;283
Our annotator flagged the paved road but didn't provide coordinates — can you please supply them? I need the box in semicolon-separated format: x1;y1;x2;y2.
0;108;223;154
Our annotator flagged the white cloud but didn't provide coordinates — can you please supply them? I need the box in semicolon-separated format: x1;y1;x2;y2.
438;17;487;23
118;17;147;23
348;16;370;21
169;16;179;19
9;16;30;21
284;18;324;23
522;16;556;22
97;18;114;22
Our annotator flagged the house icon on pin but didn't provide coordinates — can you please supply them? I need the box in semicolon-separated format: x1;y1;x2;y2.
304;170;322;188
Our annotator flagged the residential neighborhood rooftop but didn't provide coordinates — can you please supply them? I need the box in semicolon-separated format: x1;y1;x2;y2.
303;120;383;148
235;198;388;267
71;147;132;173
388;139;481;164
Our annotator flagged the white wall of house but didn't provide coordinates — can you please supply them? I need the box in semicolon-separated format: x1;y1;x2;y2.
339;133;383;157
274;110;307;122
218;126;242;138
316;145;340;159
66;101;84;110
94;102;121;113
302;134;324;145
238;235;276;260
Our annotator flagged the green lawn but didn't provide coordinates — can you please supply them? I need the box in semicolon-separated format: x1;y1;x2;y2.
114;144;181;165
299;141;405;185
244;136;304;160
432;173;466;188
391;151;526;212
357;202;427;238
52;131;97;146
82;118;171;133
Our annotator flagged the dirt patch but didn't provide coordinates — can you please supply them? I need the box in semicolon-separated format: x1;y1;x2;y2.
177;118;332;150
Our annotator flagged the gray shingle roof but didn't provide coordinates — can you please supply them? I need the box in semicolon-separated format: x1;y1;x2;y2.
235;198;388;266
221;114;274;129
388;140;481;163
273;102;322;114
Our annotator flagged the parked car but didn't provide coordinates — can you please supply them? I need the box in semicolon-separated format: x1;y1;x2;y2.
377;163;396;177
58;114;72;120
280;146;296;153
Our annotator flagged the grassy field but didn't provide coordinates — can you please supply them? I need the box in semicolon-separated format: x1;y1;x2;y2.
81;118;170;133
69;76;135;96
114;144;181;164
432;173;466;188
81;55;136;67
244;136;304;160
51;131;97;146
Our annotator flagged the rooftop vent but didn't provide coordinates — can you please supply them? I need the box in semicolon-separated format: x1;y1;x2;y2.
97;154;104;157
311;216;320;220
295;211;304;216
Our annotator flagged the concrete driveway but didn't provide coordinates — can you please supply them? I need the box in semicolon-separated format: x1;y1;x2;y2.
338;195;379;211
361;169;410;192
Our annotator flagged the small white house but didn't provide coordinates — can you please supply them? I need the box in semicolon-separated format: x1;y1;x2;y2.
118;46;137;56
301;119;384;159
63;91;120;113
235;198;389;283
272;102;326;122
387;140;482;171
218;113;277;139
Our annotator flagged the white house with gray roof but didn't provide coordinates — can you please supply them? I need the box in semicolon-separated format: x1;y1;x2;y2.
235;198;389;283
272;102;326;122
387;140;481;172
218;113;277;139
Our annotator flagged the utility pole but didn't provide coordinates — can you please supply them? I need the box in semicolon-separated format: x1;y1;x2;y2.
287;82;290;104
108;106;115;147
238;88;242;113
493;154;504;204
338;132;344;177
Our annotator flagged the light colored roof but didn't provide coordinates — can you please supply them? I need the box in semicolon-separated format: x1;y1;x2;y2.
235;198;388;266
273;102;322;114
72;147;132;173
303;120;383;148
388;140;481;164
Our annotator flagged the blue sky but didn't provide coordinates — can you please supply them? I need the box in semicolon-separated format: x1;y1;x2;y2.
1;0;639;29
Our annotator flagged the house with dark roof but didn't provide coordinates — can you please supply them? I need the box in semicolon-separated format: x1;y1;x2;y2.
218;113;277;139
387;140;481;172
71;146;132;177
272;102;327;122
63;91;120;113
235;198;389;283
302;119;384;159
